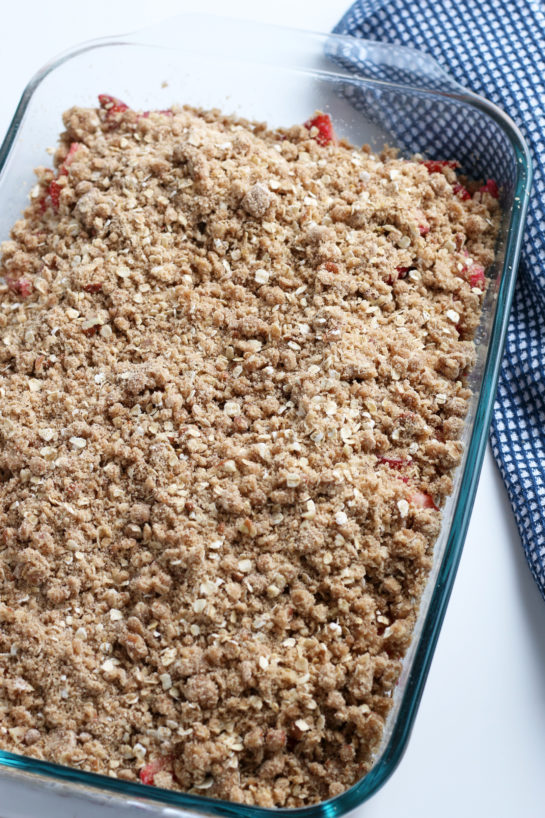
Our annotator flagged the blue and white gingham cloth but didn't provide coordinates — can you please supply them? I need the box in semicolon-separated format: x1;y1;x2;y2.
334;0;545;598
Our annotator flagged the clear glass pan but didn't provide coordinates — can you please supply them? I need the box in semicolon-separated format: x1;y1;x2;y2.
0;14;532;818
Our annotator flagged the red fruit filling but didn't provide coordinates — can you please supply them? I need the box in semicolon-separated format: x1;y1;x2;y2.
48;180;62;209
141;109;174;118
83;283;103;293
469;264;486;289
303;113;336;146
7;278;33;298
63;141;81;168
98;94;130;116
478;178;499;198
386;266;411;285
409;490;438;510
139;756;172;786
421;159;459;174
378;456;409;470
45;141;81;211
452;182;471;201
419;224;430;236
99;95;175;122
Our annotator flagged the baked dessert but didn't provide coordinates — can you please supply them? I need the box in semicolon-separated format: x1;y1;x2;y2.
0;97;499;806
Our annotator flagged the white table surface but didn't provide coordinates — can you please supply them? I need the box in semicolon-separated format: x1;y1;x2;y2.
1;2;544;817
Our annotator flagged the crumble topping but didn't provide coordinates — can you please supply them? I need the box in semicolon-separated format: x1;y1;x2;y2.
0;100;499;806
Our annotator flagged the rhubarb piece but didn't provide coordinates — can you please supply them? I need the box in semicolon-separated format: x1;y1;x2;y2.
140;109;174;118
378;456;409;470
139;756;172;786
460;261;486;290
386;266;410;285
469;264;486;289
478;178;499;198
81;324;100;337
421;159;459;174
99;96;174;121
48;180;62;210
98;94;130;116
452;182;471;201
63;141;81;169
303;112;336;146
45;142;81;211
409;490;438;510
7;278;32;298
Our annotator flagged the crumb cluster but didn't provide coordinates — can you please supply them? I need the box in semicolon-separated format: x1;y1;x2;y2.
0;100;499;806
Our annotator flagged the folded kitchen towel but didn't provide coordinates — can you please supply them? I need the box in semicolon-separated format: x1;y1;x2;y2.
334;0;545;598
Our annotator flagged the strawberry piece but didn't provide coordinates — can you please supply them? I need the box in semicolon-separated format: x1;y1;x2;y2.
386;267;409;285
140;109;174;119
452;182;471;201
379;456;408;470
303;113;336;146
45;143;81;211
419;224;430;236
8;278;33;298
63;142;81;169
469;265;486;289
48;180;62;209
83;283;103;294
421;159;459;174
98;94;130;116
409;490;438;510
139;760;161;786
139;756;172;786
478;178;499;198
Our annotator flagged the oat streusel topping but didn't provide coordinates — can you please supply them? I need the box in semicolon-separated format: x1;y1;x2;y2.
0;100;499;806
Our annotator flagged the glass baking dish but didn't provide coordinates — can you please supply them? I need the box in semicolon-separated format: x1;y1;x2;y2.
0;14;531;818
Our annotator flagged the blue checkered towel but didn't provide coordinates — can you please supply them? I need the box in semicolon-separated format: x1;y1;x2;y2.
335;1;544;597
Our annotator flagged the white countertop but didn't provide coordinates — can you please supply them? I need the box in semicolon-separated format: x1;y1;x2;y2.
2;2;544;817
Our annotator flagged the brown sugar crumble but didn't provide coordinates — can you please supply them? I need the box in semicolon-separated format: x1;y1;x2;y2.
0;99;499;806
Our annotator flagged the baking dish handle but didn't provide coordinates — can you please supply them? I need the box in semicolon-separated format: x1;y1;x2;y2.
322;30;468;95
120;13;466;95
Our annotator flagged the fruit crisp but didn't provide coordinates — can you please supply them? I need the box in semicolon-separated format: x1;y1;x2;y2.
0;98;500;806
